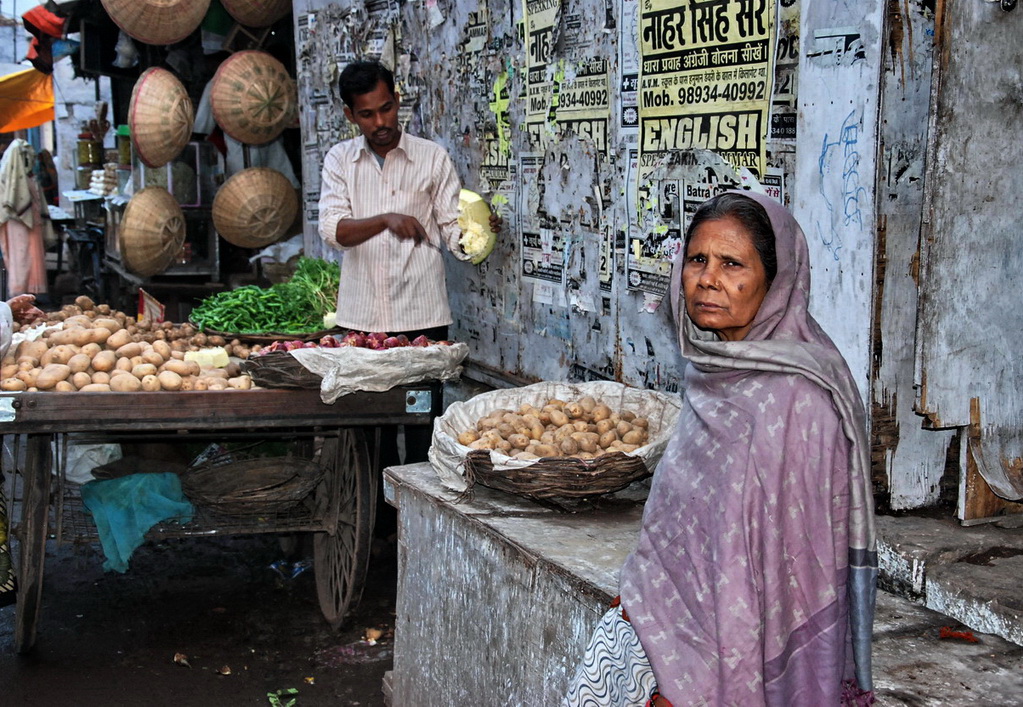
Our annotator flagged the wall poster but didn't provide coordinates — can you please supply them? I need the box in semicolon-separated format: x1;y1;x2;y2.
638;0;776;183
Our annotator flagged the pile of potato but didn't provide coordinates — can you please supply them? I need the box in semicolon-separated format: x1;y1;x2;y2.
1;296;253;393
457;396;651;461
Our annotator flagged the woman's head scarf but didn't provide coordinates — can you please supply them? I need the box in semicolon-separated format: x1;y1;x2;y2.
669;190;877;690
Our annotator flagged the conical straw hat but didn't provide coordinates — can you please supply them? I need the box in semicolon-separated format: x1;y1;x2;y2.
119;187;186;277
221;0;291;27
212;167;298;248
100;0;211;46
210;50;296;145
128;68;194;168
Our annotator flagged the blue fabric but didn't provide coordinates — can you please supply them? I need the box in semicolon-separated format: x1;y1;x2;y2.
81;473;193;573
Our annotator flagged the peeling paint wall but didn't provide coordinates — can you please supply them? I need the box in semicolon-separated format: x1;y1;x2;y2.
915;2;1023;504
292;0;809;396
792;1;884;407
874;0;952;510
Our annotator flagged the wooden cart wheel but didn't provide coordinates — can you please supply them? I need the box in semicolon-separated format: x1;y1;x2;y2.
314;428;376;629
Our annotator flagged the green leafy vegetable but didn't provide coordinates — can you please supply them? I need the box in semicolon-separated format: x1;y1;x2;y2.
190;257;340;334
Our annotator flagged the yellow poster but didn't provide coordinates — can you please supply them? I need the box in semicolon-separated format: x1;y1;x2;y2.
523;0;561;147
638;0;775;181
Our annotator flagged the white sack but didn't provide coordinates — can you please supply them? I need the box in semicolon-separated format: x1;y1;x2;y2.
429;380;683;493
289;343;469;403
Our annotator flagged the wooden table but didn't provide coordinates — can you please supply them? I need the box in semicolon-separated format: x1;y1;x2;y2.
1;385;440;653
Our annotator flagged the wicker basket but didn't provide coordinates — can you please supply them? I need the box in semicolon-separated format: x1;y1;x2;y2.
119;187;186;277
128;68;194;168
212;167;298;248
221;0;291;27
181;455;324;517
101;0;211;47
430;381;683;504
210;51;296;145
240;351;322;389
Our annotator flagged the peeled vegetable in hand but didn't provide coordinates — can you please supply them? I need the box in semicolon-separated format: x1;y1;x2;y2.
458;189;497;265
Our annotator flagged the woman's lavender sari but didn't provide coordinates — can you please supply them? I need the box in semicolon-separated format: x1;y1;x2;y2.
619;191;876;705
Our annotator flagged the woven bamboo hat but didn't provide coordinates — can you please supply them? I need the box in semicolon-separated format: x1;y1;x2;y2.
212;167;298;248
128;68;194;168
101;0;211;46
119;187;186;277
210;51;296;145
221;0;291;27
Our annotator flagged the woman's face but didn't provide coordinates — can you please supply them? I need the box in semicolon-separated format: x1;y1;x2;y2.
682;215;770;342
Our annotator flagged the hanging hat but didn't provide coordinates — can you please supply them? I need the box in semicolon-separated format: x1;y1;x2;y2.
212;167;298;248
221;0;292;28
210;50;296;145
119;187;187;277
100;0;211;46
128;67;194;168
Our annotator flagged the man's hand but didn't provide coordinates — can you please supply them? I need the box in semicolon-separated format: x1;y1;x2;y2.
7;294;45;325
489;212;503;234
382;213;429;242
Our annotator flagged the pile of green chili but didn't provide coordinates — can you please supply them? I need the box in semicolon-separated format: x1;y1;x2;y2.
190;257;340;334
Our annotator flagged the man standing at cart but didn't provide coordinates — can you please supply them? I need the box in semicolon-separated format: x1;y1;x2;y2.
317;61;500;488
317;60;500;344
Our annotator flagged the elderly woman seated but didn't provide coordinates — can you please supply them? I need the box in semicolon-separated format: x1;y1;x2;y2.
567;192;876;706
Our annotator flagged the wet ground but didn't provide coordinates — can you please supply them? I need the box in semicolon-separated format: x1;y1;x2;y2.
0;532;397;706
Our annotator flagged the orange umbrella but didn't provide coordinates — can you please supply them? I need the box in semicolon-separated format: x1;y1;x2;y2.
0;68;54;132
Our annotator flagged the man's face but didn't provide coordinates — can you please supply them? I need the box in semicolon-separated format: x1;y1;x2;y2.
344;80;401;155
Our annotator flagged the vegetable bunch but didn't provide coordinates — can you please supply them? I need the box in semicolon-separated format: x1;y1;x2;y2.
190;258;341;335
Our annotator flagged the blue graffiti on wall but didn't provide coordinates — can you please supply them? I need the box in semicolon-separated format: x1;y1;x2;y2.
817;108;867;261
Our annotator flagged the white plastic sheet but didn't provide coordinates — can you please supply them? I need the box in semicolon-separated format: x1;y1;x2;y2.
429;380;683;492
289;342;469;403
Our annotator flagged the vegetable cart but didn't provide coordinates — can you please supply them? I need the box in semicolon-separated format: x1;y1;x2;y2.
1;384;440;653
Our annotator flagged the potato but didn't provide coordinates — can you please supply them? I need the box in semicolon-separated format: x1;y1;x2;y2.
616;421;634;437
132;363;158;379
80;342;102;358
88;327;112;345
576;436;598;453
619;443;640;453
548;409;569;427
528;422;545;440
564;402;585;419
559;437;579;455
109;374;142;392
631;417;649;429
206;380;227;391
202;368;228;379
227;376;252;390
74;295;95;311
457;430;479;446
495;439;512;453
91;371;111;385
477;416;500;431
92;317;121;333
71;371;92;390
47;327;92;347
67;353;92;374
41;345;76;367
141;349;164;367
508;433;531;450
546;399;567;409
513;451;540;461
151;339;172;361
622;429;647;446
1;378;27;391
189;377;204;391
79;383;111;392
16;357;37;370
591;404;612;422
16;369;38;386
533;444;558;458
469;438;493;450
540;430;556;445
572;420;589;432
620;410;637;422
116;342;143;359
158;359;190;377
156;370;183;391
53;380;76;392
105;329;133;350
599;430;618;449
115;356;133;372
0;364;17;379
15;340;48;361
579;396;597;413
91;350;117;372
36;364;72;390
140;374;162;392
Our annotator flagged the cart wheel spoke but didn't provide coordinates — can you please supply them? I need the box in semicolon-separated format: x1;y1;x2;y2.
313;429;376;629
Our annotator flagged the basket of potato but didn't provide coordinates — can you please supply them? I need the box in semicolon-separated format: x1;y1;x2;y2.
429;381;682;502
